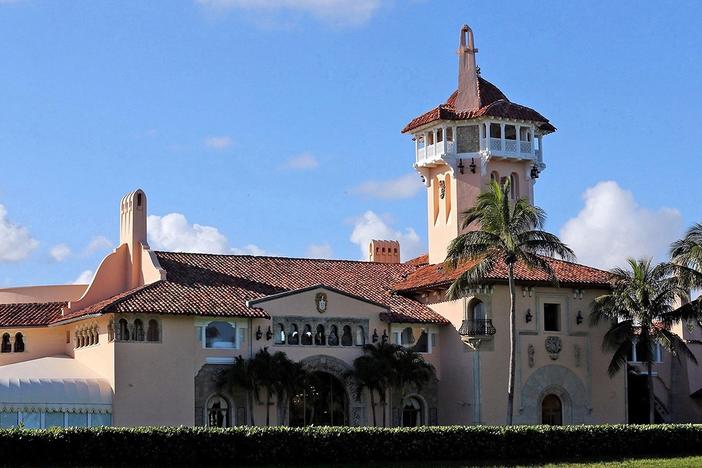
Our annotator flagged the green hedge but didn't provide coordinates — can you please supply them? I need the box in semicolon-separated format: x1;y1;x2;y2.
2;425;702;465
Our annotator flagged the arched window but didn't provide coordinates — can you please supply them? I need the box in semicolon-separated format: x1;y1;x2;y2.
402;397;423;427
301;324;313;345
328;325;339;346
207;395;230;428
341;325;353;346
133;319;145;342
147;320;159;342
0;333;12;353
13;333;24;353
205;321;236;349
401;327;415;346
355;326;365;346
490;171;499;183
510;173;519;200
288;324;299;345
275;324;286;345
469;300;486;322
542;394;563;426
107;321;114;342
414;329;428;353
93;327;100;345
118;319;130;341
436;128;443;143
314;325;326;346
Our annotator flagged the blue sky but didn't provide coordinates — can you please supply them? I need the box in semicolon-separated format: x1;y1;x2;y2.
0;0;700;286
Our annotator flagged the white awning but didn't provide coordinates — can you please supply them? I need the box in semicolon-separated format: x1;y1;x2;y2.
0;355;112;413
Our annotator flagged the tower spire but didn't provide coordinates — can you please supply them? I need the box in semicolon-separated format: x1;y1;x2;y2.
455;24;480;112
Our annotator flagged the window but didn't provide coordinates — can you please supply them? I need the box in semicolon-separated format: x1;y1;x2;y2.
0;412;18;428
90;413;112;427
417;136;425;149
629;340;663;363
400;327;415;346
413;330;429;353
205;321;236;349
21;412;41;429
427;132;434;145
510;173;519;200
1;333;10;353
489;123;502;138
469;300;486;322
544;303;561;332
207;395;230;428
504;125;517;140
275;324;286;345
133;319;145;341
66;413;88;427
355;326;365;346
519;126;532;142
117;319;130;341
13;333;24;353
542;394;562;426
301;324;313;345
446;127;453;142
45;412;65;428
341;325;352;346
402;397;423;427
314;325;326;346
328;325;339;346
288;324;299;345
66;330;71;344
490;171;499;183
146;320;160;342
436;128;443;143
456;125;479;153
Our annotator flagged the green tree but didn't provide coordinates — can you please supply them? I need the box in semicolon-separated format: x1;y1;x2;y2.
445;179;575;425
275;355;310;425
219;355;258;426
671;223;702;294
591;258;696;423
347;353;388;426
393;345;435;403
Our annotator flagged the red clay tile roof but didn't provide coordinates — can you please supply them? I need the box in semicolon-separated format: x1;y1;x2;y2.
0;302;66;327
401;77;555;134
393;256;613;292
404;254;429;266
58;252;448;325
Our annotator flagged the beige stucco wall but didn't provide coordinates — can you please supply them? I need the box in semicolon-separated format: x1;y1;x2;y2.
0;325;68;365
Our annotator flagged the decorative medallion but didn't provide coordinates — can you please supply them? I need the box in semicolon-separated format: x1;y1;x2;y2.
315;292;328;314
439;180;446;199
545;336;562;360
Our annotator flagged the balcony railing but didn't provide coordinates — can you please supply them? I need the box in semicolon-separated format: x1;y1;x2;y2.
458;319;496;337
415;136;537;166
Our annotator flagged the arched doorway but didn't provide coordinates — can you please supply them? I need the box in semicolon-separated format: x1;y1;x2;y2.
541;394;562;426
402;396;424;427
206;395;230;428
289;371;348;426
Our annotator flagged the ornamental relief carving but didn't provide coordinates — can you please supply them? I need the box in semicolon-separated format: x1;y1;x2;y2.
544;336;561;360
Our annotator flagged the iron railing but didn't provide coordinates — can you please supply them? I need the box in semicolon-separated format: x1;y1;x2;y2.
458;319;496;337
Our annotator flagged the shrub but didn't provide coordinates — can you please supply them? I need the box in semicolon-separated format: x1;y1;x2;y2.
2;424;702;465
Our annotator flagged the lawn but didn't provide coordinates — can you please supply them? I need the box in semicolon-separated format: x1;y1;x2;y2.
541;457;702;467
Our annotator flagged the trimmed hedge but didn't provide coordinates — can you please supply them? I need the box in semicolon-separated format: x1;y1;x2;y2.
2;424;702;466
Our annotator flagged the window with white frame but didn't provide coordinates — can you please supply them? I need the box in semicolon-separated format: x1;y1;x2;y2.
0;411;111;429
392;325;434;354
204;321;237;349
628;339;663;364
543;303;561;332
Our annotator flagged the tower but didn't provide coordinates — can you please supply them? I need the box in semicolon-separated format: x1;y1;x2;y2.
120;189;148;288
402;25;556;264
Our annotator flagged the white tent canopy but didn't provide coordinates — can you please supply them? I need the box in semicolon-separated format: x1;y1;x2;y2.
0;355;112;413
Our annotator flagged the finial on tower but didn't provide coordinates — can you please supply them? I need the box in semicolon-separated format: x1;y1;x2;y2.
455;24;480;112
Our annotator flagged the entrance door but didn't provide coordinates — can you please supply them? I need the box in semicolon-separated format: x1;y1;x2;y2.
541;394;562;425
289;371;348;426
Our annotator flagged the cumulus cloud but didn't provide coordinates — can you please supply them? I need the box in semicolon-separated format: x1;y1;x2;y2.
148;212;269;256
49;244;71;262
204;136;233;150
84;236;113;255
74;270;94;285
349;211;421;261
0;204;38;262
351;173;423;200
282;153;319;171
560;181;683;270
195;0;383;26
306;243;333;259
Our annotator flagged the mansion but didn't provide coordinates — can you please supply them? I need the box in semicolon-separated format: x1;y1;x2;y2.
1;25;701;429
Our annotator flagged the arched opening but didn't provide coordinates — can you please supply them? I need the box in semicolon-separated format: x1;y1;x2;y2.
314;325;326;346
289;371;348;427
490;171;499;183
205;321;236;349
301;324;313;345
147;320;160;342
275;324;286;344
206;395;230;428
328;325;339;346
0;333;10;353
341;326;352;346
118;319;129;341
13;333;24;353
288;324;299;345
541;394;563;426
402;396;424;427
510;172;519;200
355;326;365;346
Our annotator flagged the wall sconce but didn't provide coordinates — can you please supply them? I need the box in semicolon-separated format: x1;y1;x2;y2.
572;289;584;300
255;326;263;341
420;175;426;184
530;165;539;179
525;309;533;323
382;330;388;344
576;311;583;325
265;326;273;340
522;286;533;297
469;158;477;174
372;329;379;343
457;158;465;174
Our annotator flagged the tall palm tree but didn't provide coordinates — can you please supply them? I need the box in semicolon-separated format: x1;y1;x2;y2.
347;354;387;426
393;346;436;402
275;356;310;426
591;258;697;423
671;223;702;294
220;355;258;426
445;179;575;425
249;348;281;426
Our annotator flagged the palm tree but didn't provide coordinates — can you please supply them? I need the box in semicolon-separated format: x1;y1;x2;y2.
250;348;287;426
347;353;387;426
445;179;575;425
671;223;702;294
591;258;697;423
220;355;258;426
393;346;436;402
275;356;310;426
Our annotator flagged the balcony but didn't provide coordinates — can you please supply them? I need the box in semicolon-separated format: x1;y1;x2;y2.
458;319;496;337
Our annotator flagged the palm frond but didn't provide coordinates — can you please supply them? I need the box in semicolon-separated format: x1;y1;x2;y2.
446;256;496;300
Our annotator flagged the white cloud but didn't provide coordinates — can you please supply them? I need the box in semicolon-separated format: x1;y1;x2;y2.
196;0;382;26
282;153;319;171
560;181;683;270
49;244;71;262
148;212;269;256
204;136;233;150
349;211;421;261
0;204;38;262
306;243;333;259
84;236;113;255
351;173;423;200
74;270;94;285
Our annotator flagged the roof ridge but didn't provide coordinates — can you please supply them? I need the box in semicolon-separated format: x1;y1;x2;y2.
154;251;417;267
0;300;67;307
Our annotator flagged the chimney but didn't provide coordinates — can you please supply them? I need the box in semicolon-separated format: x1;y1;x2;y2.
455;24;480;112
369;240;400;264
120;189;148;288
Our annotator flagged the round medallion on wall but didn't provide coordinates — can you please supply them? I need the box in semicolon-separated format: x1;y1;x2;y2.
545;336;562;360
315;292;328;314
